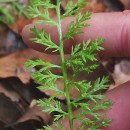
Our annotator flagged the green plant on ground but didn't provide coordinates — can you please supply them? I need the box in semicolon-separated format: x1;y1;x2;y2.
0;0;28;24
25;0;112;130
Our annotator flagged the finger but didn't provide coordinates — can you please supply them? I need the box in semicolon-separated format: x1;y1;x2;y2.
51;81;130;130
103;81;130;130
22;10;130;57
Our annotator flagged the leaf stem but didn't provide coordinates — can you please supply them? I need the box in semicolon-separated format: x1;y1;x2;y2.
56;1;73;130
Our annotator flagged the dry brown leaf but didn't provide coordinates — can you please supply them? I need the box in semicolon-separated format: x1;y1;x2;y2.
110;60;130;90
120;0;130;9
0;77;35;112
103;0;124;12
0;93;23;124
5;100;53;130
0;49;61;83
15;100;52;124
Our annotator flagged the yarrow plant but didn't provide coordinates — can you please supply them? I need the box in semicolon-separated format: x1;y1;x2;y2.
25;0;112;130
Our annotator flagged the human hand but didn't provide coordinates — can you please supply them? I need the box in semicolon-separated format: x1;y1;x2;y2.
22;10;130;130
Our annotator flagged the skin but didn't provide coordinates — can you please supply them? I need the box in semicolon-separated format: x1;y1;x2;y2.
22;10;130;129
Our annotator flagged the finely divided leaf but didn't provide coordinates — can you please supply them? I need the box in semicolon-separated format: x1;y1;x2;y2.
30;26;59;52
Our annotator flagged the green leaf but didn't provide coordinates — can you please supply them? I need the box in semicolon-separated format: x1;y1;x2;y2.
25;59;60;70
30;26;59;52
37;85;64;97
62;0;87;18
53;122;65;130
28;0;57;26
29;0;56;9
32;70;62;86
37;99;67;115
62;14;90;41
43;125;53;130
54;114;65;121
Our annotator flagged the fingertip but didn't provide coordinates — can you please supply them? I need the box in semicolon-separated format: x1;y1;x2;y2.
21;24;33;46
21;23;47;52
103;81;130;130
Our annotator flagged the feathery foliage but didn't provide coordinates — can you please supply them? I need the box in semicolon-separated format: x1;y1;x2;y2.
0;0;28;24
25;0;111;129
